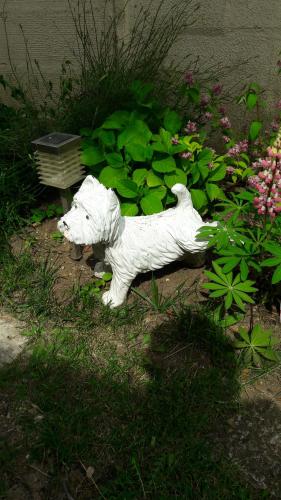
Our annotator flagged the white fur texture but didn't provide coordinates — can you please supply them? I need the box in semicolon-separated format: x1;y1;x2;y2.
58;176;215;308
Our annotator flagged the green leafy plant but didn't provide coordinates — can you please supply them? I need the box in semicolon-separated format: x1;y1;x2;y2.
132;275;186;313
80;273;112;301
31;204;64;224
81;102;227;215
51;231;64;242
203;262;257;312
261;242;281;284
233;324;280;367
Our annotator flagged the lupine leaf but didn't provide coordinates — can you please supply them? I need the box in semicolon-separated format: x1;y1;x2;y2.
272;264;281;284
263;242;281;257
209;289;227;298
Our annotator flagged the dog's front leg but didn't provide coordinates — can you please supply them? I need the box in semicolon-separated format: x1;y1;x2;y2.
102;271;133;308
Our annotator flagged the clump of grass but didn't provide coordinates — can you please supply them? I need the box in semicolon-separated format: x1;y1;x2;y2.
0;250;59;318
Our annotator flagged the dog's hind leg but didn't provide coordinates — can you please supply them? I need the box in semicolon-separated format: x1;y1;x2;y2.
102;271;134;308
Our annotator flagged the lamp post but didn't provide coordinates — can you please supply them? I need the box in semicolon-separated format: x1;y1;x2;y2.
32;132;85;260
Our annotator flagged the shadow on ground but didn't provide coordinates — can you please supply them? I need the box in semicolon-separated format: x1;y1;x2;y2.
0;308;280;499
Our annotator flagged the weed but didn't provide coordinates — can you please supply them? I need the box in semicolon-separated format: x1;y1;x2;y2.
132;275;187;313
0;251;59;318
30;204;64;224
233;324;280;367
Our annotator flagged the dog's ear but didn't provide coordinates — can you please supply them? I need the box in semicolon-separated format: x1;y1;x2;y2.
78;175;107;198
108;189;120;212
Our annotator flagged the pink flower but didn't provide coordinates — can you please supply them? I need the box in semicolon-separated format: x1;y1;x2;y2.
208;162;214;169
171;137;179;145
184;121;197;134
180;151;192;159
212;83;223;96
219;106;226;115
184;71;194;86
220;116;231;129
226;166;235;175
223;135;230;143
227;140;248;157
200;95;210;106
250;151;281;218
271;120;279;132
204;112;213;121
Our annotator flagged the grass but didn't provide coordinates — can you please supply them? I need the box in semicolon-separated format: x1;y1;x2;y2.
0;247;258;498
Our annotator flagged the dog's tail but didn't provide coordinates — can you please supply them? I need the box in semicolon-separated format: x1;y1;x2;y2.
171;183;193;209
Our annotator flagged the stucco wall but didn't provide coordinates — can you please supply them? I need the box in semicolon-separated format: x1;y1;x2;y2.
1;0;281;118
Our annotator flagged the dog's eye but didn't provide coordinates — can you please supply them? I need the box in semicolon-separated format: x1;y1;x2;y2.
86;215;89;220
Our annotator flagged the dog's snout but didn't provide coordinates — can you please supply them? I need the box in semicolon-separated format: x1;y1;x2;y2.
59;219;69;231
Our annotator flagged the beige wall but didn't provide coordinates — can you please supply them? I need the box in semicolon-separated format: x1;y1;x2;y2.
1;0;281;119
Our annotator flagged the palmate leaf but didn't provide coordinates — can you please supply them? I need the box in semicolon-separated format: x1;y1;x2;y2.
255;347;280;362
261;243;281;284
203;263;257;311
237;327;250;344
251;325;277;347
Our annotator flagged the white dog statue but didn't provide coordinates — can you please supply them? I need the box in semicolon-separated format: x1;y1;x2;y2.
58;175;215;308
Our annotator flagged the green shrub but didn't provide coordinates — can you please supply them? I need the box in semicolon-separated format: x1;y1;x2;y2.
80;102;227;216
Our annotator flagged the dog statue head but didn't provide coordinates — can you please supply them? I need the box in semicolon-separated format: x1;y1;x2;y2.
57;176;121;245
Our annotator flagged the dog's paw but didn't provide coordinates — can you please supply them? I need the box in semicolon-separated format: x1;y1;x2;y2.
94;261;112;279
102;291;124;308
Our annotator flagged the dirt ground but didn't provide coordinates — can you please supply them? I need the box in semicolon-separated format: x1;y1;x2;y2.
4;216;281;498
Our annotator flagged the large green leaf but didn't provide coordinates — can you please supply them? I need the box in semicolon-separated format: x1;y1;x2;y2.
132;168;148;186
249;120;262;141
140;194;163;215
152;156;176;173
116;179;139;198
98;130;115;147
198;149;213;164
190;189;208;210
272;264;281;284
80;127;92;137
246;92;257;110
206;183;223;201
102;110;131;129
149;186;167;200
146;170;163;187
120;202;139;216
81;146;104;166
164;169;187;188
187;86;200;104
117;120;152;149
208;164;226;182
126;143;152;162
99;166;127;188
130;80;153;102
105;152;124;169
163;109;182;135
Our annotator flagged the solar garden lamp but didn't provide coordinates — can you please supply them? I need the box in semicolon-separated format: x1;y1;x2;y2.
32;132;85;260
